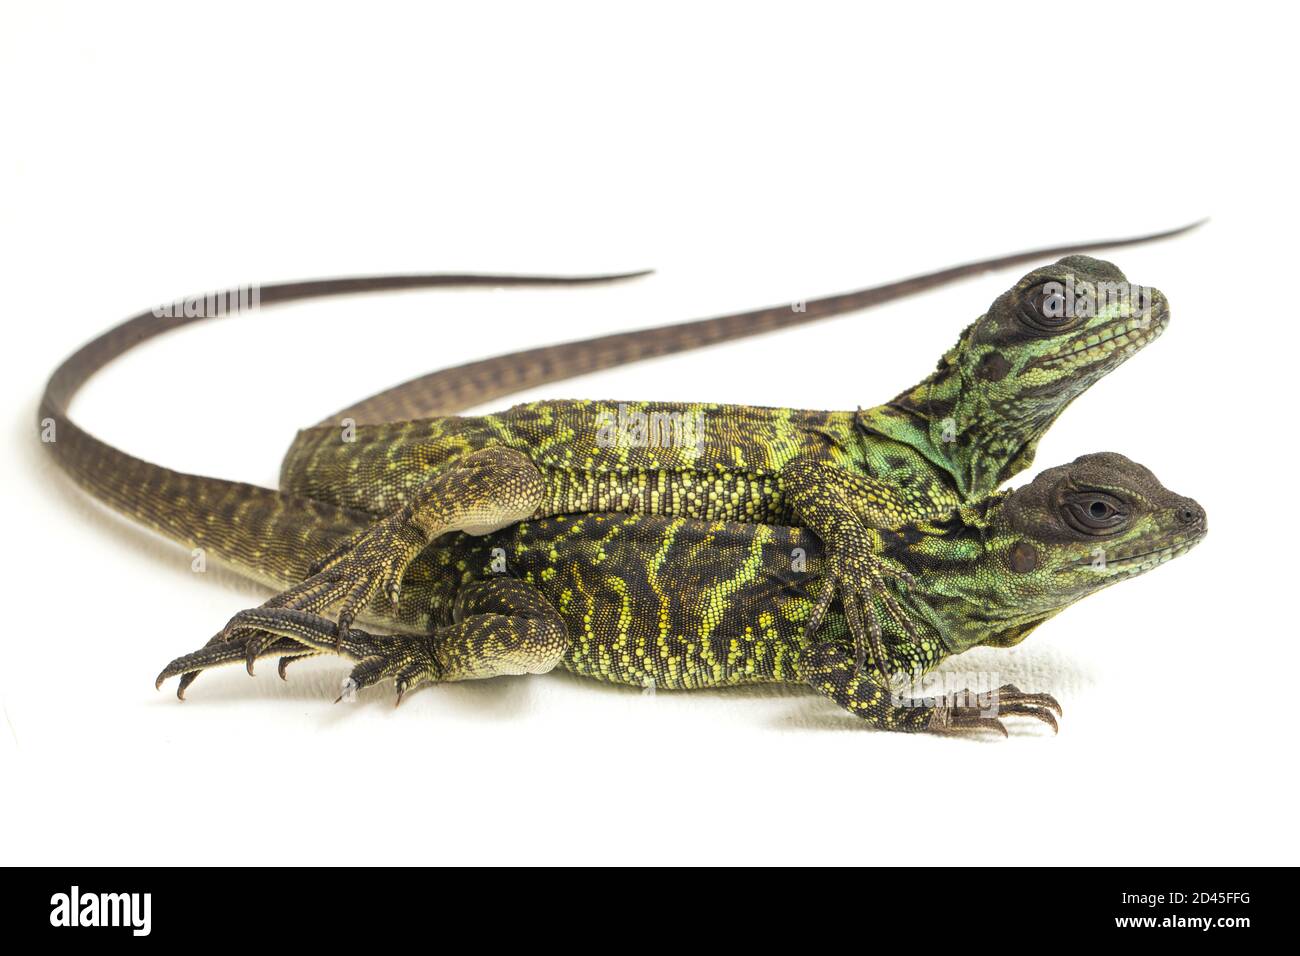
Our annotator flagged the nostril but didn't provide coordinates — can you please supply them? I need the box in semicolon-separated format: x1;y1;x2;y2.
1177;504;1204;525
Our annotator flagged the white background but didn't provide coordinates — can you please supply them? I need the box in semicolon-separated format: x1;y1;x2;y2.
3;2;1297;865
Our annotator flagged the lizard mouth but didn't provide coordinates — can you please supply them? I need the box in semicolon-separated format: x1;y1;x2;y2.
1030;300;1170;374
1064;527;1207;575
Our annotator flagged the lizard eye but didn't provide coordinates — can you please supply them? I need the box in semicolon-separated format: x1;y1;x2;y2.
1062;492;1128;535
1018;282;1080;334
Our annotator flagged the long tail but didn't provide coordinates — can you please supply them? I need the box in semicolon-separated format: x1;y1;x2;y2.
39;271;649;586
325;220;1207;425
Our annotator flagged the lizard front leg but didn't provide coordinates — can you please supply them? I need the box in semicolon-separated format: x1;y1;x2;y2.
158;578;569;702
224;446;546;651
779;457;924;675
799;642;1061;735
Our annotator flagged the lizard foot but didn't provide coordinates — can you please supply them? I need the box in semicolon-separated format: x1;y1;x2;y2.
200;508;429;669
925;684;1063;737
160;627;308;699
156;630;302;698
172;581;339;692
244;508;430;644
225;607;440;703
157;608;440;705
159;578;565;701
804;544;919;677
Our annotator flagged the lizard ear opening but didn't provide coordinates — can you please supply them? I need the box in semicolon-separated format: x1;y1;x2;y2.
1008;541;1039;573
975;350;1011;382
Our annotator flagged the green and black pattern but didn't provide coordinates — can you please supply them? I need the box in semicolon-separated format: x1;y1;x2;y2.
159;453;1207;734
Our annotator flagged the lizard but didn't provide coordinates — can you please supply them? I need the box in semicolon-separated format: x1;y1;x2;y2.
247;252;1174;678
38;223;1197;692
155;452;1208;735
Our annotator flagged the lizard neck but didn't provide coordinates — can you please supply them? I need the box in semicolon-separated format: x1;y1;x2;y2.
857;331;1044;499
892;494;1056;658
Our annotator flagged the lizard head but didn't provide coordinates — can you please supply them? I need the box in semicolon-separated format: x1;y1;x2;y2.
859;256;1168;498
929;452;1205;653
950;256;1168;492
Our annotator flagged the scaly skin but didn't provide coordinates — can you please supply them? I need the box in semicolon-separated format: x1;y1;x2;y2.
159;453;1206;734
260;256;1170;671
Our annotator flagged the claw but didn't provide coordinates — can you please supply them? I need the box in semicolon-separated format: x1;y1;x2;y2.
943;713;1009;737
994;685;1063;719
992;686;1062;733
929;684;1064;737
1014;705;1059;734
153;668;191;697
1019;692;1062;717
155;629;311;702
335;677;359;704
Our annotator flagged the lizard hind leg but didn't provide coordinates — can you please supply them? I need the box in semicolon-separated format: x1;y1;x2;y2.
225;445;547;644
162;577;569;704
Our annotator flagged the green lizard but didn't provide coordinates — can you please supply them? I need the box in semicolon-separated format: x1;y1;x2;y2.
250;253;1171;679
156;452;1207;735
38;224;1196;692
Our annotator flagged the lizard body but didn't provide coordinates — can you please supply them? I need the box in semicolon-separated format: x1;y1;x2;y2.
37;226;1197;686
267;256;1171;672
159;453;1206;734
